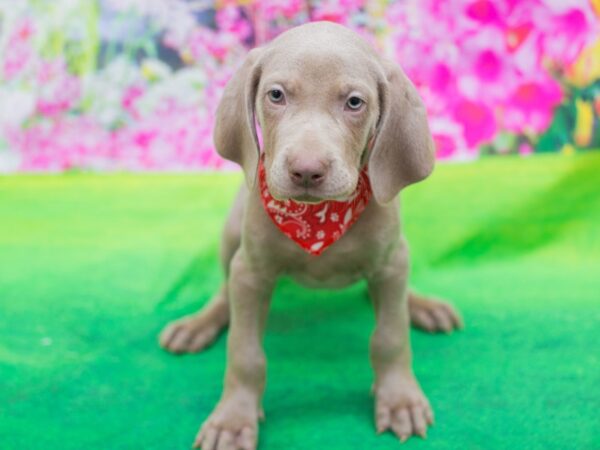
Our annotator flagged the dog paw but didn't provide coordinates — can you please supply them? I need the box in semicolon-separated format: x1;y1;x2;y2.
159;315;223;354
193;398;260;450
374;374;434;442
409;295;463;333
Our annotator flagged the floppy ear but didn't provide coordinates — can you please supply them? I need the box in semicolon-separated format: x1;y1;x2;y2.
368;60;435;204
214;48;263;187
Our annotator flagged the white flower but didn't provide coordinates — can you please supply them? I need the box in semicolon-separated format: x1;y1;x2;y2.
316;230;325;239
0;88;35;127
330;213;339;222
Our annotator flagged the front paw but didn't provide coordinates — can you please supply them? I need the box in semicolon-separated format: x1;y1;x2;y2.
194;396;261;450
374;374;434;442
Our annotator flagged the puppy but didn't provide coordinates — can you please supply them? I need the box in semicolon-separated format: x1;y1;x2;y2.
160;21;462;450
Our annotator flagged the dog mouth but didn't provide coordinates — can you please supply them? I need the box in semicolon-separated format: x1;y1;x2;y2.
270;190;328;204
290;193;327;204
277;186;356;204
265;173;357;204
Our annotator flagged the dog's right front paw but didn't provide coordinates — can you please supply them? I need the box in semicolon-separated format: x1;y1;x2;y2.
193;398;261;450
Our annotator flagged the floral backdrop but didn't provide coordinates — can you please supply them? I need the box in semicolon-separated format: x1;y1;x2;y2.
0;0;599;172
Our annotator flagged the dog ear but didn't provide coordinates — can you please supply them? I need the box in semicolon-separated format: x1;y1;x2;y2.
368;60;435;204
214;48;263;187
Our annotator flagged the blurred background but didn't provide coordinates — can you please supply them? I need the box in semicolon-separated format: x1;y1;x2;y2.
1;0;599;171
2;2;599;449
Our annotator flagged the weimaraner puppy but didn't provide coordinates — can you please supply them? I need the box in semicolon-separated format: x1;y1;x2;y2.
159;21;462;450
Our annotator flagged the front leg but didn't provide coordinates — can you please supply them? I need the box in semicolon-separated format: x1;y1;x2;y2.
368;247;433;442
194;250;274;450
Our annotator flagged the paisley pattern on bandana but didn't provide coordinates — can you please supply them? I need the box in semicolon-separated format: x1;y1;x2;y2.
258;157;372;256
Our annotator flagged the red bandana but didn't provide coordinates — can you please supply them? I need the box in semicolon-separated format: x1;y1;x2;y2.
258;157;372;256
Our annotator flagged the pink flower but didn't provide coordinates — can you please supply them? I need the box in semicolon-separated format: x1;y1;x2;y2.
310;0;366;24
518;142;534;155
540;8;593;65
122;85;145;119
133;129;157;150
453;100;496;148
36;73;81;117
15;20;34;41
2;45;32;80
473;49;502;82
505;22;533;52
216;6;252;41
465;0;502;26
311;4;347;24
258;0;306;21
502;78;563;133
429;63;454;94
433;134;458;159
2;19;35;80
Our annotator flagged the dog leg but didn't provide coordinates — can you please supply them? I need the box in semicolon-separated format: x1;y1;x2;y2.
368;248;433;442
408;291;463;333
194;250;273;450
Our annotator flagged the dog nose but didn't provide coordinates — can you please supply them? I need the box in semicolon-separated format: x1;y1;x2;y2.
288;161;327;188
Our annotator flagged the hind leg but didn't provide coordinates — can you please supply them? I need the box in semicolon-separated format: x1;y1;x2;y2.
160;284;230;353
159;187;246;354
408;291;463;333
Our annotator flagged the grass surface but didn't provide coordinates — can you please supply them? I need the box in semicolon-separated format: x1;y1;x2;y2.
1;153;599;449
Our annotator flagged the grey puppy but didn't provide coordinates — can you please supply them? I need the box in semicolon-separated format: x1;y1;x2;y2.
160;21;462;450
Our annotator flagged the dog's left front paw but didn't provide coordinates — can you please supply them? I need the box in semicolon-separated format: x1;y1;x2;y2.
374;374;434;442
193;395;261;450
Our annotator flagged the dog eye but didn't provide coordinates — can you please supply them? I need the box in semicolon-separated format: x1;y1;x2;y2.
268;89;285;104
346;96;364;110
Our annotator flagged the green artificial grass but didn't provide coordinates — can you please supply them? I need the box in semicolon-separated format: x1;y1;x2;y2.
1;153;599;449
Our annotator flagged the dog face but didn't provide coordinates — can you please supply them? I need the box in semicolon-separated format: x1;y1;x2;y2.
256;47;379;203
214;22;435;205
